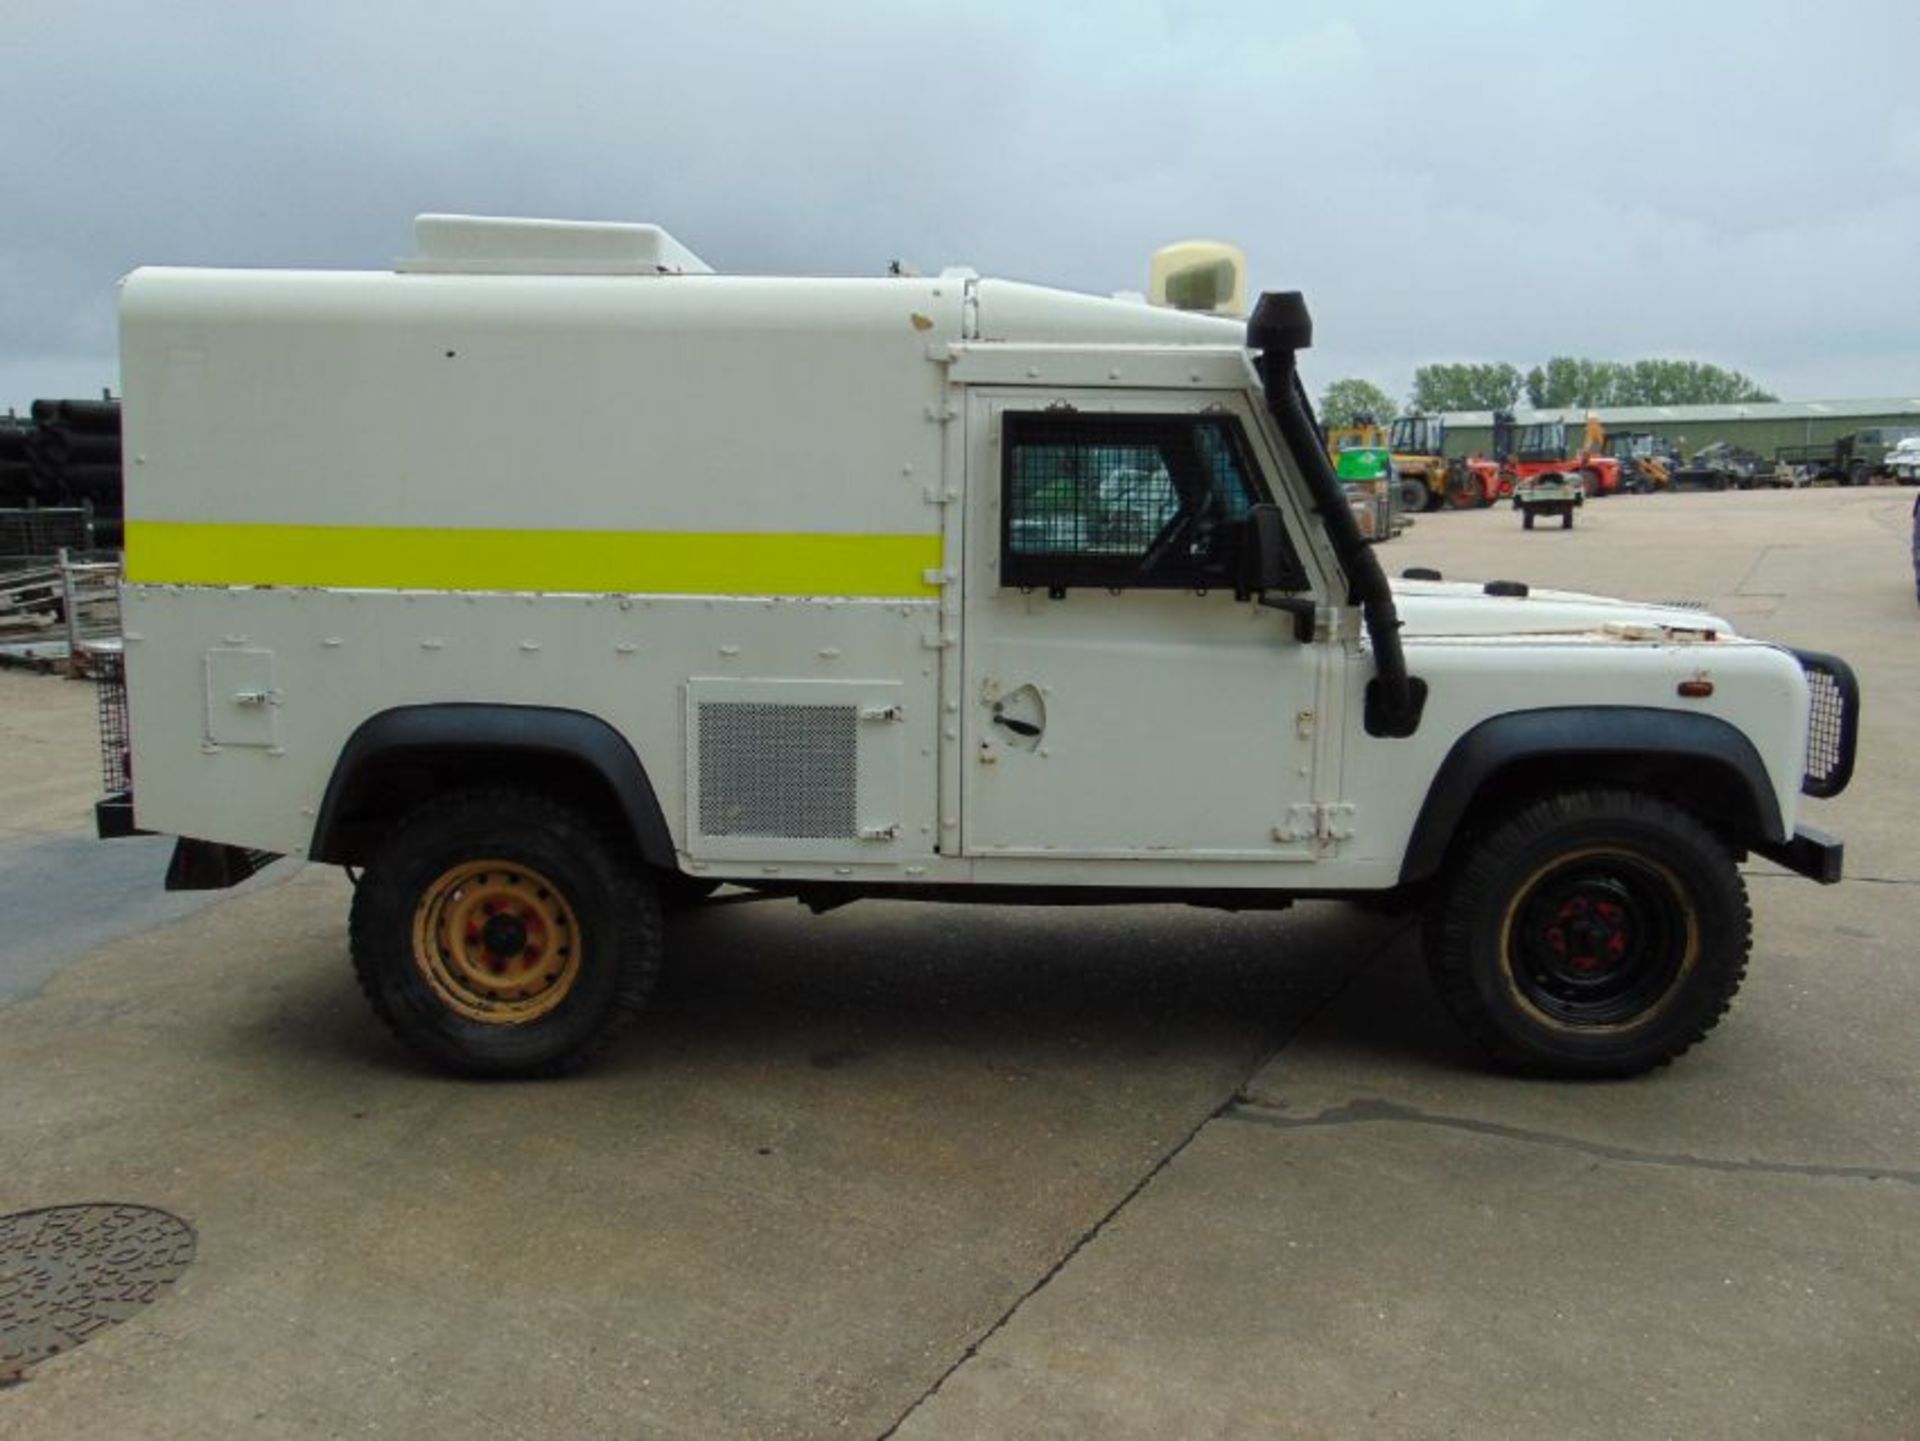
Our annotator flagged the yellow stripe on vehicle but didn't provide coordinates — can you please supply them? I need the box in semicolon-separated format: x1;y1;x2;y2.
124;522;944;598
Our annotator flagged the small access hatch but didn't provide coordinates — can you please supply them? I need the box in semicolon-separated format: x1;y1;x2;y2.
204;647;279;748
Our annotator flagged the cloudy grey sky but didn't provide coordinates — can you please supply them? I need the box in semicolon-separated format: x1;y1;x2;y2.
5;0;1918;413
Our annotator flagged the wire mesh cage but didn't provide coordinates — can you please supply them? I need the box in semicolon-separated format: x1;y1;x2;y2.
0;507;93;561
94;645;131;794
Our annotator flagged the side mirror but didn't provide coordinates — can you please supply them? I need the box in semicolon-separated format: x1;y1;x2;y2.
1235;503;1317;641
1232;503;1289;599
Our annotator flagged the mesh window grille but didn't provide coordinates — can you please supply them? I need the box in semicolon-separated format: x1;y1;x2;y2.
1001;413;1301;592
696;701;859;839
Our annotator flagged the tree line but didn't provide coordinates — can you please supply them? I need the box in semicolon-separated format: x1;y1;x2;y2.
1319;358;1777;428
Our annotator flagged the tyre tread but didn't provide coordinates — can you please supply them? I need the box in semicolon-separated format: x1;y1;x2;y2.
1425;788;1751;1078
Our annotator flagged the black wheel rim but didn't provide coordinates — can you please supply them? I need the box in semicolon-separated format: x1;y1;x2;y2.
1503;849;1694;1027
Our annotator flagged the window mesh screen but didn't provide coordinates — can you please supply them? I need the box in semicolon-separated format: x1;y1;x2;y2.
1001;413;1300;592
696;702;859;839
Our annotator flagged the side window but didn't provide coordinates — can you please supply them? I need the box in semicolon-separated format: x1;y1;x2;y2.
1002;412;1307;592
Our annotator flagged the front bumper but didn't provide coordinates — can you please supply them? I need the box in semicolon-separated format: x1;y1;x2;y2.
1754;824;1844;885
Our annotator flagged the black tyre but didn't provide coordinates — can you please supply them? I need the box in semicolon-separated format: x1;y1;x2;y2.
1397;477;1430;516
1424;789;1749;1078
349;788;662;1077
1523;512;1535;529
1560;512;1572;529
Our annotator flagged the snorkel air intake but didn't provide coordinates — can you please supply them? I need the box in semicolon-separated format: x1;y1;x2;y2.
1248;291;1424;737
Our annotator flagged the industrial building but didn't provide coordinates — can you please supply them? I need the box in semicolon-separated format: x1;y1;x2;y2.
1437;398;1920;461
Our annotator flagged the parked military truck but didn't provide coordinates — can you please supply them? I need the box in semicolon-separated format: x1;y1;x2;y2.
99;215;1857;1081
1777;427;1920;486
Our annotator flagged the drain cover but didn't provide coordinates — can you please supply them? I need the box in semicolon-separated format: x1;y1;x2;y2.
0;1204;196;1384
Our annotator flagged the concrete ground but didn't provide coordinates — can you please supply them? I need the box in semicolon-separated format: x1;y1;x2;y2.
1;488;1914;1438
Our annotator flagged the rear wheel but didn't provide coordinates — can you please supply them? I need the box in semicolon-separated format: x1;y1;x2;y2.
1397;477;1430;516
349;788;662;1077
1424;789;1749;1078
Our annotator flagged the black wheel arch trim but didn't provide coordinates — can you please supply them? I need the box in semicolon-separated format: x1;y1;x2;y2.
310;704;675;867
1398;706;1786;885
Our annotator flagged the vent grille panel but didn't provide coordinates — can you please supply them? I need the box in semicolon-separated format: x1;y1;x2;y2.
697;702;858;839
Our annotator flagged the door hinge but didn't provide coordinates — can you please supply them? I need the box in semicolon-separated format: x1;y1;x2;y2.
1275;802;1355;849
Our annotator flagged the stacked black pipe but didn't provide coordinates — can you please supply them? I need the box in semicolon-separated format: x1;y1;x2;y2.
7;397;124;548
0;414;32;507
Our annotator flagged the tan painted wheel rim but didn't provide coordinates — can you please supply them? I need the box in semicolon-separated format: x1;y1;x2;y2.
410;860;583;1024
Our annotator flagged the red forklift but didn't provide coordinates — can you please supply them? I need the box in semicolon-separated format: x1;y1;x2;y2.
1466;411;1622;500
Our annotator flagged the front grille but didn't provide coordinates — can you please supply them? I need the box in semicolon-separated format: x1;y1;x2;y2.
1794;649;1858;798
95;645;131;794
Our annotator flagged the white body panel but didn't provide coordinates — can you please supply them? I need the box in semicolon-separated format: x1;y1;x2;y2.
115;224;1822;894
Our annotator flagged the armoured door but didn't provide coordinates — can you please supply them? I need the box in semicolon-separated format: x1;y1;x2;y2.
961;390;1325;861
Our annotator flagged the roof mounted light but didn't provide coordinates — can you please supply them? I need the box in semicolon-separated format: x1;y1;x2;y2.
1148;240;1247;317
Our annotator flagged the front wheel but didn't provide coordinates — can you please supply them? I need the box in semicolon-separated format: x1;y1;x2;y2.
1397;477;1430;516
1424;789;1749;1078
349;788;663;1077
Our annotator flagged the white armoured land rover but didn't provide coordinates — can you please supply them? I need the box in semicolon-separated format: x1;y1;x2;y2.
98;215;1858;1080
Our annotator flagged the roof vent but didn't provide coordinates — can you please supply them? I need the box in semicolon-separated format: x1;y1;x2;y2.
397;214;713;277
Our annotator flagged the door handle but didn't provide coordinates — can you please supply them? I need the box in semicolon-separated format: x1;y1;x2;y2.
991;714;1042;738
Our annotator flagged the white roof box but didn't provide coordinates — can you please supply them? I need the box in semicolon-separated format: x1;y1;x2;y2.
397;214;713;276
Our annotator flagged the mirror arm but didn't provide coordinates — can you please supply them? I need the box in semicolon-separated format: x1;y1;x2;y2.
1257;593;1316;643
